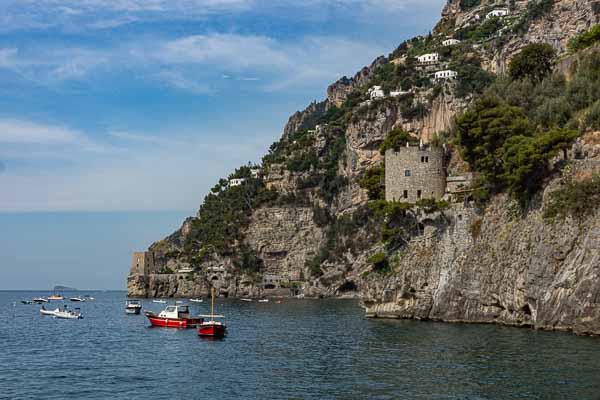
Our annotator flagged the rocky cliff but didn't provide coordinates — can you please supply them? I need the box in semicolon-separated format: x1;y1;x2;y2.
128;0;600;335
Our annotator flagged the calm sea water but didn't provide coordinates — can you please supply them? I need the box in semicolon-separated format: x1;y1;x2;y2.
1;291;599;400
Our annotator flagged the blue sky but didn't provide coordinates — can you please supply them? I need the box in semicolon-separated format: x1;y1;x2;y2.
0;0;445;289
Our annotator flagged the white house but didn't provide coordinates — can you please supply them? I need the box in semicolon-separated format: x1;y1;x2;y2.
390;90;409;97
177;267;194;274
443;39;461;46
368;85;385;99
435;70;458;80
250;168;261;178
417;53;439;64
486;8;509;19
229;178;246;187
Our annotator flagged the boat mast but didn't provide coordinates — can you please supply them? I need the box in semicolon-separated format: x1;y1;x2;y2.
211;287;215;321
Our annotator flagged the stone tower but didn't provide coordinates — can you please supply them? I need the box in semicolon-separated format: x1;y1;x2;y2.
385;145;446;203
130;251;155;276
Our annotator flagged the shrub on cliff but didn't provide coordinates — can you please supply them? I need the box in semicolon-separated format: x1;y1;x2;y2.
379;128;418;155
568;24;600;53
359;166;385;200
508;43;556;83
544;175;600;220
367;252;389;272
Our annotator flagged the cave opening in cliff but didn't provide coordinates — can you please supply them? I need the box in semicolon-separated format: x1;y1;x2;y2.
337;280;357;292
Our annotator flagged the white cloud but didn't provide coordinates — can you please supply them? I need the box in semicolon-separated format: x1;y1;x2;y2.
152;69;215;94
156;34;291;70
0;48;18;68
0;129;274;212
108;130;184;146
0;119;83;144
0;0;254;31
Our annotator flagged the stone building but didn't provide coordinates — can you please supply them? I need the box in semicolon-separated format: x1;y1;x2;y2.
130;251;155;276
385;145;446;203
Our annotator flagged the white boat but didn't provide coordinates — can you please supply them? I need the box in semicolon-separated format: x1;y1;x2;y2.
258;299;269;303
40;305;82;319
40;306;59;316
33;298;48;304
240;298;253;302
126;300;142;315
189;298;203;303
55;308;83;320
153;299;166;304
69;297;85;302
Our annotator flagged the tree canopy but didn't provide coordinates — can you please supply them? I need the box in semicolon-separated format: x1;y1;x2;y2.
508;43;556;83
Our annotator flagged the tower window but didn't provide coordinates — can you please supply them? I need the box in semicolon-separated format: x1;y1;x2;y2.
417;190;422;199
404;169;411;177
403;190;408;199
421;156;425;162
425;156;429;163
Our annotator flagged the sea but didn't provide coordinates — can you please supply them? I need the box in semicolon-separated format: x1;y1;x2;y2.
1;291;599;400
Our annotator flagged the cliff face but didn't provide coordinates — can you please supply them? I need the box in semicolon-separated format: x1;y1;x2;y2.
363;166;600;335
128;0;600;334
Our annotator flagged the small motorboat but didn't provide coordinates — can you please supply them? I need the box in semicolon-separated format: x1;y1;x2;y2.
126;300;142;315
198;288;227;338
83;295;95;301
258;299;269;303
33;298;48;304
55;306;83;320
40;306;59;316
144;304;203;328
152;299;166;304
189;298;203;303
40;305;82;319
69;297;85;302
240;298;252;302
21;300;32;305
48;294;64;301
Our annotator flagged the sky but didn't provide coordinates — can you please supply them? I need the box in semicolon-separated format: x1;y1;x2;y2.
0;0;446;289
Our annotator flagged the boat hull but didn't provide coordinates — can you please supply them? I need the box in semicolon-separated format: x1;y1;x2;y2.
198;323;226;337
126;307;141;315
144;312;203;328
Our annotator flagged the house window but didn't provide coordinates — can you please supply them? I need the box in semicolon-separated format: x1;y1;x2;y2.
404;169;411;177
403;190;408;199
421;156;425;162
417;190;422;199
425;156;429;163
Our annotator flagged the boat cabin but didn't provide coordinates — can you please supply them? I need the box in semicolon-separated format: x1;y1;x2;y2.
159;305;191;319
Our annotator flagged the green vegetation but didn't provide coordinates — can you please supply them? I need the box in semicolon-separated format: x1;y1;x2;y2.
568;24;600;53
456;17;502;41
508;43;556;83
456;96;577;203
449;53;495;98
235;245;264;272
184;166;278;257
512;0;554;34
367;252;390;273
305;205;381;276
460;0;480;10
544;175;600;220
379;128;419;154
359;166;385;200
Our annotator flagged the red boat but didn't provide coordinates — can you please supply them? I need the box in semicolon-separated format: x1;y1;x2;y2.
144;304;203;328
198;288;227;338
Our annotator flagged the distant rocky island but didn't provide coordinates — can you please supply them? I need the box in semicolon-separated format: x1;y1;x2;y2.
53;285;77;291
129;0;600;335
